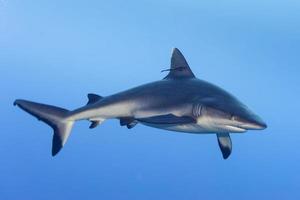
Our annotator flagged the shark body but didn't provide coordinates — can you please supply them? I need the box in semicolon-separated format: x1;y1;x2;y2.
14;48;267;159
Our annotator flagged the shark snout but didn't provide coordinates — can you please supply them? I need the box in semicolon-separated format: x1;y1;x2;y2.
233;115;267;130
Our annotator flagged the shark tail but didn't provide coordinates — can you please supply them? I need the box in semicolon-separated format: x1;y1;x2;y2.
14;99;74;156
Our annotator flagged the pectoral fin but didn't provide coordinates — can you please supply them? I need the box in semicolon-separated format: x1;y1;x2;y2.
216;133;232;159
137;114;196;124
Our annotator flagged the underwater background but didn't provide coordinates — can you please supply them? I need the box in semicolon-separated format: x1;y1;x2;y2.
1;0;300;199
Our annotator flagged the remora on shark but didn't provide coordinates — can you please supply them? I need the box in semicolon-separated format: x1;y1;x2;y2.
14;48;267;159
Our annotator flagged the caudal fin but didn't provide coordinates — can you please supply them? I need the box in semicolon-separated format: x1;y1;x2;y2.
14;99;74;156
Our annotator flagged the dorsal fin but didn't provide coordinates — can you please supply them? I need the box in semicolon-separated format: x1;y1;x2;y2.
163;48;195;79
86;93;103;105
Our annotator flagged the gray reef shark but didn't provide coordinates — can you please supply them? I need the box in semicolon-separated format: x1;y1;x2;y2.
14;48;267;159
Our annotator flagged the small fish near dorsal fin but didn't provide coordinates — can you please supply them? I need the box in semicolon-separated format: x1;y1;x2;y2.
163;48;196;79
86;93;103;105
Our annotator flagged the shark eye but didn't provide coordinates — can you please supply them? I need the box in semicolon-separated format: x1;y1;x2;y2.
231;115;237;121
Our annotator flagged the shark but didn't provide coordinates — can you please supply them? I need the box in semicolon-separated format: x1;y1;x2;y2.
14;48;267;159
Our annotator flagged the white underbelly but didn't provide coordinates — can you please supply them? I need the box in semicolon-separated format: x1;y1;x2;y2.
140;119;246;134
140;122;216;134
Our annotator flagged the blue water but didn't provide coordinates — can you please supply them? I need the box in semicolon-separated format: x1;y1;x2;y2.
2;0;300;199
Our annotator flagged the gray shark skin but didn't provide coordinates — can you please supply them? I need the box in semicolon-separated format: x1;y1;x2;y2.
14;48;267;159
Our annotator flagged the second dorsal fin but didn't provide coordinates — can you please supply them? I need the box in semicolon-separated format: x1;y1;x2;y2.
86;93;103;105
163;48;195;79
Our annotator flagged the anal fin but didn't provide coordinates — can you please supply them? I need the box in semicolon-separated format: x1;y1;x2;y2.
89;121;100;129
89;118;105;129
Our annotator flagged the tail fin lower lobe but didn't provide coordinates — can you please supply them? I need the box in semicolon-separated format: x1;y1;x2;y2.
14;99;74;156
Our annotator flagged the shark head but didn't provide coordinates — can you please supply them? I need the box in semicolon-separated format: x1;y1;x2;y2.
163;48;267;135
199;105;267;133
194;86;267;133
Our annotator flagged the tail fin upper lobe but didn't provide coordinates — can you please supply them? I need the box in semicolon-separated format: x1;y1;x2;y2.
14;99;74;156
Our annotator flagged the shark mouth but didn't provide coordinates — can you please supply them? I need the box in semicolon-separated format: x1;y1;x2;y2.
223;125;246;133
223;121;267;132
